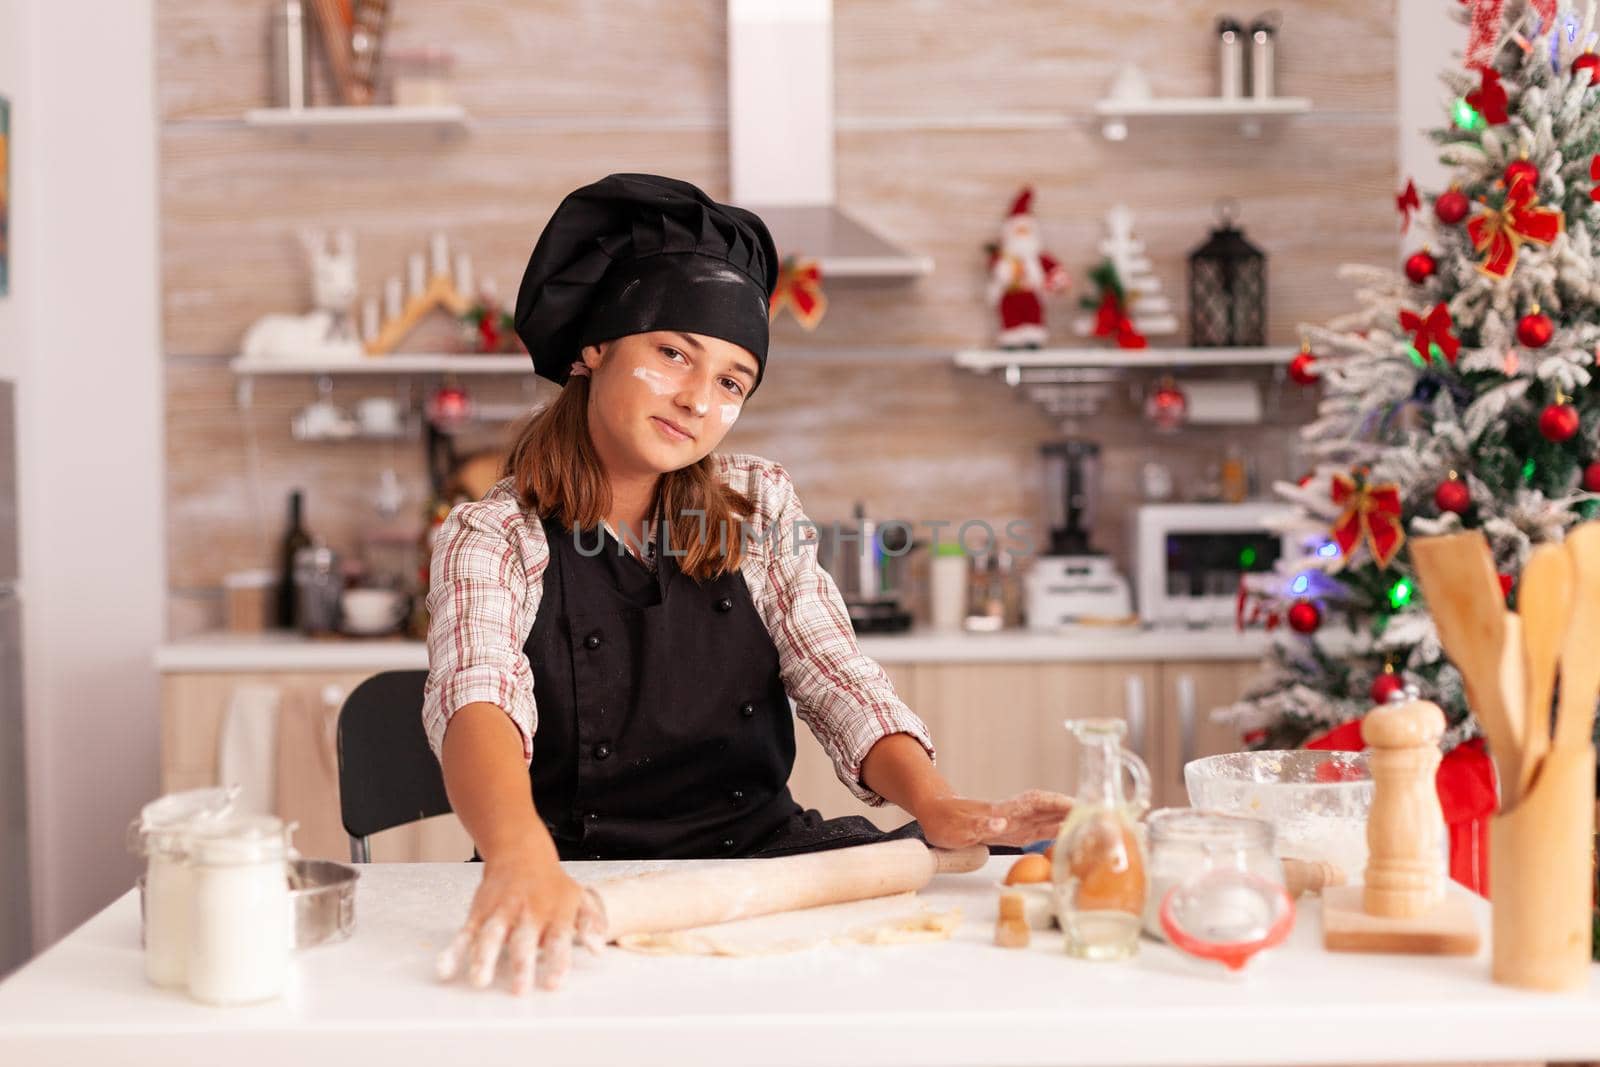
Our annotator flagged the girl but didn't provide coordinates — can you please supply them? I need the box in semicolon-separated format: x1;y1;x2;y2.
424;174;1071;995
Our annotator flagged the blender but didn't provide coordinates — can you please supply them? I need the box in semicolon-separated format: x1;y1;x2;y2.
1025;440;1133;628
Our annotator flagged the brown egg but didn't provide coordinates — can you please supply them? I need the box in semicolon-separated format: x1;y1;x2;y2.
1003;852;1052;885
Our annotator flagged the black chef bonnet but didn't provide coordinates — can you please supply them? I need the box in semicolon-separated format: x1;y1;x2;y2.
514;173;780;392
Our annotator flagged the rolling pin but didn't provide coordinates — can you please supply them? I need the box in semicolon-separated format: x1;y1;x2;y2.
592;839;990;942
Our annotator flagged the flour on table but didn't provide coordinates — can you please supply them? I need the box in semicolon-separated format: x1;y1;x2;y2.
614;892;962;957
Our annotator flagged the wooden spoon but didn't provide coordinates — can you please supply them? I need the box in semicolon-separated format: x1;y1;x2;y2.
1409;531;1525;809
1514;543;1573;797
1554;523;1600;753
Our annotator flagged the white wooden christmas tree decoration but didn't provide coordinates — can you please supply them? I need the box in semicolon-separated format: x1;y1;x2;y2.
1072;204;1178;340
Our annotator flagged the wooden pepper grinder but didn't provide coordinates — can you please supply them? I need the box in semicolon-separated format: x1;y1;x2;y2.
1322;695;1481;955
1362;695;1446;917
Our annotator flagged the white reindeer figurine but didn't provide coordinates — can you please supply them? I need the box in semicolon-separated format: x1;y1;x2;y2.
241;228;364;361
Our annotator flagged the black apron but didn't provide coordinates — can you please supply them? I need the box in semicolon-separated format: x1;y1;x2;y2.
479;512;928;862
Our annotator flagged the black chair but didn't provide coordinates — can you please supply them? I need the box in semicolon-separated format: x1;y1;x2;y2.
336;670;453;863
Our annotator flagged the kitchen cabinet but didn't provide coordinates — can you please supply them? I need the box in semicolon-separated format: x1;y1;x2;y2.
162;655;1261;855
161;672;473;863
1153;660;1257;808
789;659;1251;830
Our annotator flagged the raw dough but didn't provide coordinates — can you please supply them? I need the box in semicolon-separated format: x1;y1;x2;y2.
615;891;962;957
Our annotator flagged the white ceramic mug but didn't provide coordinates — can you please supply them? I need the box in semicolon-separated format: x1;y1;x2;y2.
340;588;406;634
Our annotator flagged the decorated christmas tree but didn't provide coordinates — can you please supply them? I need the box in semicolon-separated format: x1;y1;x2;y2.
1221;0;1600;894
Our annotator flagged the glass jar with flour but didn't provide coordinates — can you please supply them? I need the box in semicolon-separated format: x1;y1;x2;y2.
184;814;296;1006
126;786;239;989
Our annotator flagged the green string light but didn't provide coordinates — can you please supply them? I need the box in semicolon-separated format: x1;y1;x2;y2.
1388;576;1415;610
1522;458;1538;482
1453;97;1483;130
1239;546;1259;569
1406;344;1427;368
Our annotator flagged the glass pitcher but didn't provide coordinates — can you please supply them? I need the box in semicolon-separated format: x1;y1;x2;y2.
1050;717;1152;960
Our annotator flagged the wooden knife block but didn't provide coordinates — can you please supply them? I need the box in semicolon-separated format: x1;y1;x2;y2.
1490;742;1597;991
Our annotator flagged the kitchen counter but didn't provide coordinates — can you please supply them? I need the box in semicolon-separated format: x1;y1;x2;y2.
155;625;1277;673
1;856;1595;1066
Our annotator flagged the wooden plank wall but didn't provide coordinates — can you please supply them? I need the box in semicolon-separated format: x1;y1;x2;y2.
158;1;1398;635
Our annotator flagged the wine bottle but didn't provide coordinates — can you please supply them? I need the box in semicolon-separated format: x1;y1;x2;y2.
276;490;313;629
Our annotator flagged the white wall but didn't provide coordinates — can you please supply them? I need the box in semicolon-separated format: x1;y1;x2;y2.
2;0;164;952
1397;0;1464;232
0;0;30;384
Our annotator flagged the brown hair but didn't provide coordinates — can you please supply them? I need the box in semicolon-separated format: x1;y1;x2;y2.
503;373;755;582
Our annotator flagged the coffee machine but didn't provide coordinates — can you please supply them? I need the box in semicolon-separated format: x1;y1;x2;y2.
814;502;916;633
1024;439;1134;628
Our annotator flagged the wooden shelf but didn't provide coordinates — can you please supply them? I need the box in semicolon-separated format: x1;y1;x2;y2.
954;345;1297;374
230;353;526;376
242;105;469;133
229;352;528;407
1093;96;1311;140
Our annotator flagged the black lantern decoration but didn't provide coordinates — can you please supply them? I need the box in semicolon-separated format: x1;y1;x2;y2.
1187;199;1266;347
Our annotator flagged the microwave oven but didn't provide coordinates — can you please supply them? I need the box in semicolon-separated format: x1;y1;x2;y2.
1134;502;1297;628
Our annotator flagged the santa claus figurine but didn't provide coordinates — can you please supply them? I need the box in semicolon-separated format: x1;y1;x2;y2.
986;187;1070;349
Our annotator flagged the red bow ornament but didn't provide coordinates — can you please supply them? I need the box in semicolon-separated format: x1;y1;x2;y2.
768;256;827;330
1396;179;1420;232
1092;289;1147;349
1467;172;1562;278
1330;471;1406;569
1466;66;1510;125
1399;302;1462;365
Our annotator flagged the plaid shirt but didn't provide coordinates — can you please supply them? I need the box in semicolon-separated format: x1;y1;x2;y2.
422;452;935;805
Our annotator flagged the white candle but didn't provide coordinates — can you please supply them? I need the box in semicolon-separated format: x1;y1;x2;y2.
455;252;474;300
430;232;449;279
385;276;403;320
361;296;380;342
408;253;426;299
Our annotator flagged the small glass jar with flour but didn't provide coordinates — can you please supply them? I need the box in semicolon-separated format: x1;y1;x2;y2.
184;814;296;1006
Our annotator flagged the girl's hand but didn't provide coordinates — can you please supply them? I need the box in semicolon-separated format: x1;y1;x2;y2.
916;789;1074;850
435;846;606;994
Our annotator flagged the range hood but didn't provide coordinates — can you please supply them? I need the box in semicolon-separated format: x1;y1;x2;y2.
727;0;932;279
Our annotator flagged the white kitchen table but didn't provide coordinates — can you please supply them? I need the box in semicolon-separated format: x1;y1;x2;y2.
0;856;1595;1067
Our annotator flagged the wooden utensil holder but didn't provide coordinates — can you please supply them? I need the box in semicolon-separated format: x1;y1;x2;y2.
1490;742;1596;991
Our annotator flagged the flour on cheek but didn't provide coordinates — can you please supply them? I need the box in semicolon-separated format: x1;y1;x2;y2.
631;366;678;396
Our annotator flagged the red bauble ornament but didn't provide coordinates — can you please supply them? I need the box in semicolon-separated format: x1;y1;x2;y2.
1503;159;1539;191
1539;401;1581;442
1288;600;1322;635
1289;352;1319;385
1498;573;1514;601
1585;460;1600;493
1516;310;1554;348
1574;50;1600;81
1434;477;1471;514
1404;250;1437;284
1145;379;1188;432
426;383;473;431
1370;671;1405;705
1434;188;1470;225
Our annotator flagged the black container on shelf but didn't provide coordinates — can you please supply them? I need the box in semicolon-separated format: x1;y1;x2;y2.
1187;199;1266;347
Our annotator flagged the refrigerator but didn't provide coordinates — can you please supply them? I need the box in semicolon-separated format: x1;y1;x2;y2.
0;379;31;976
